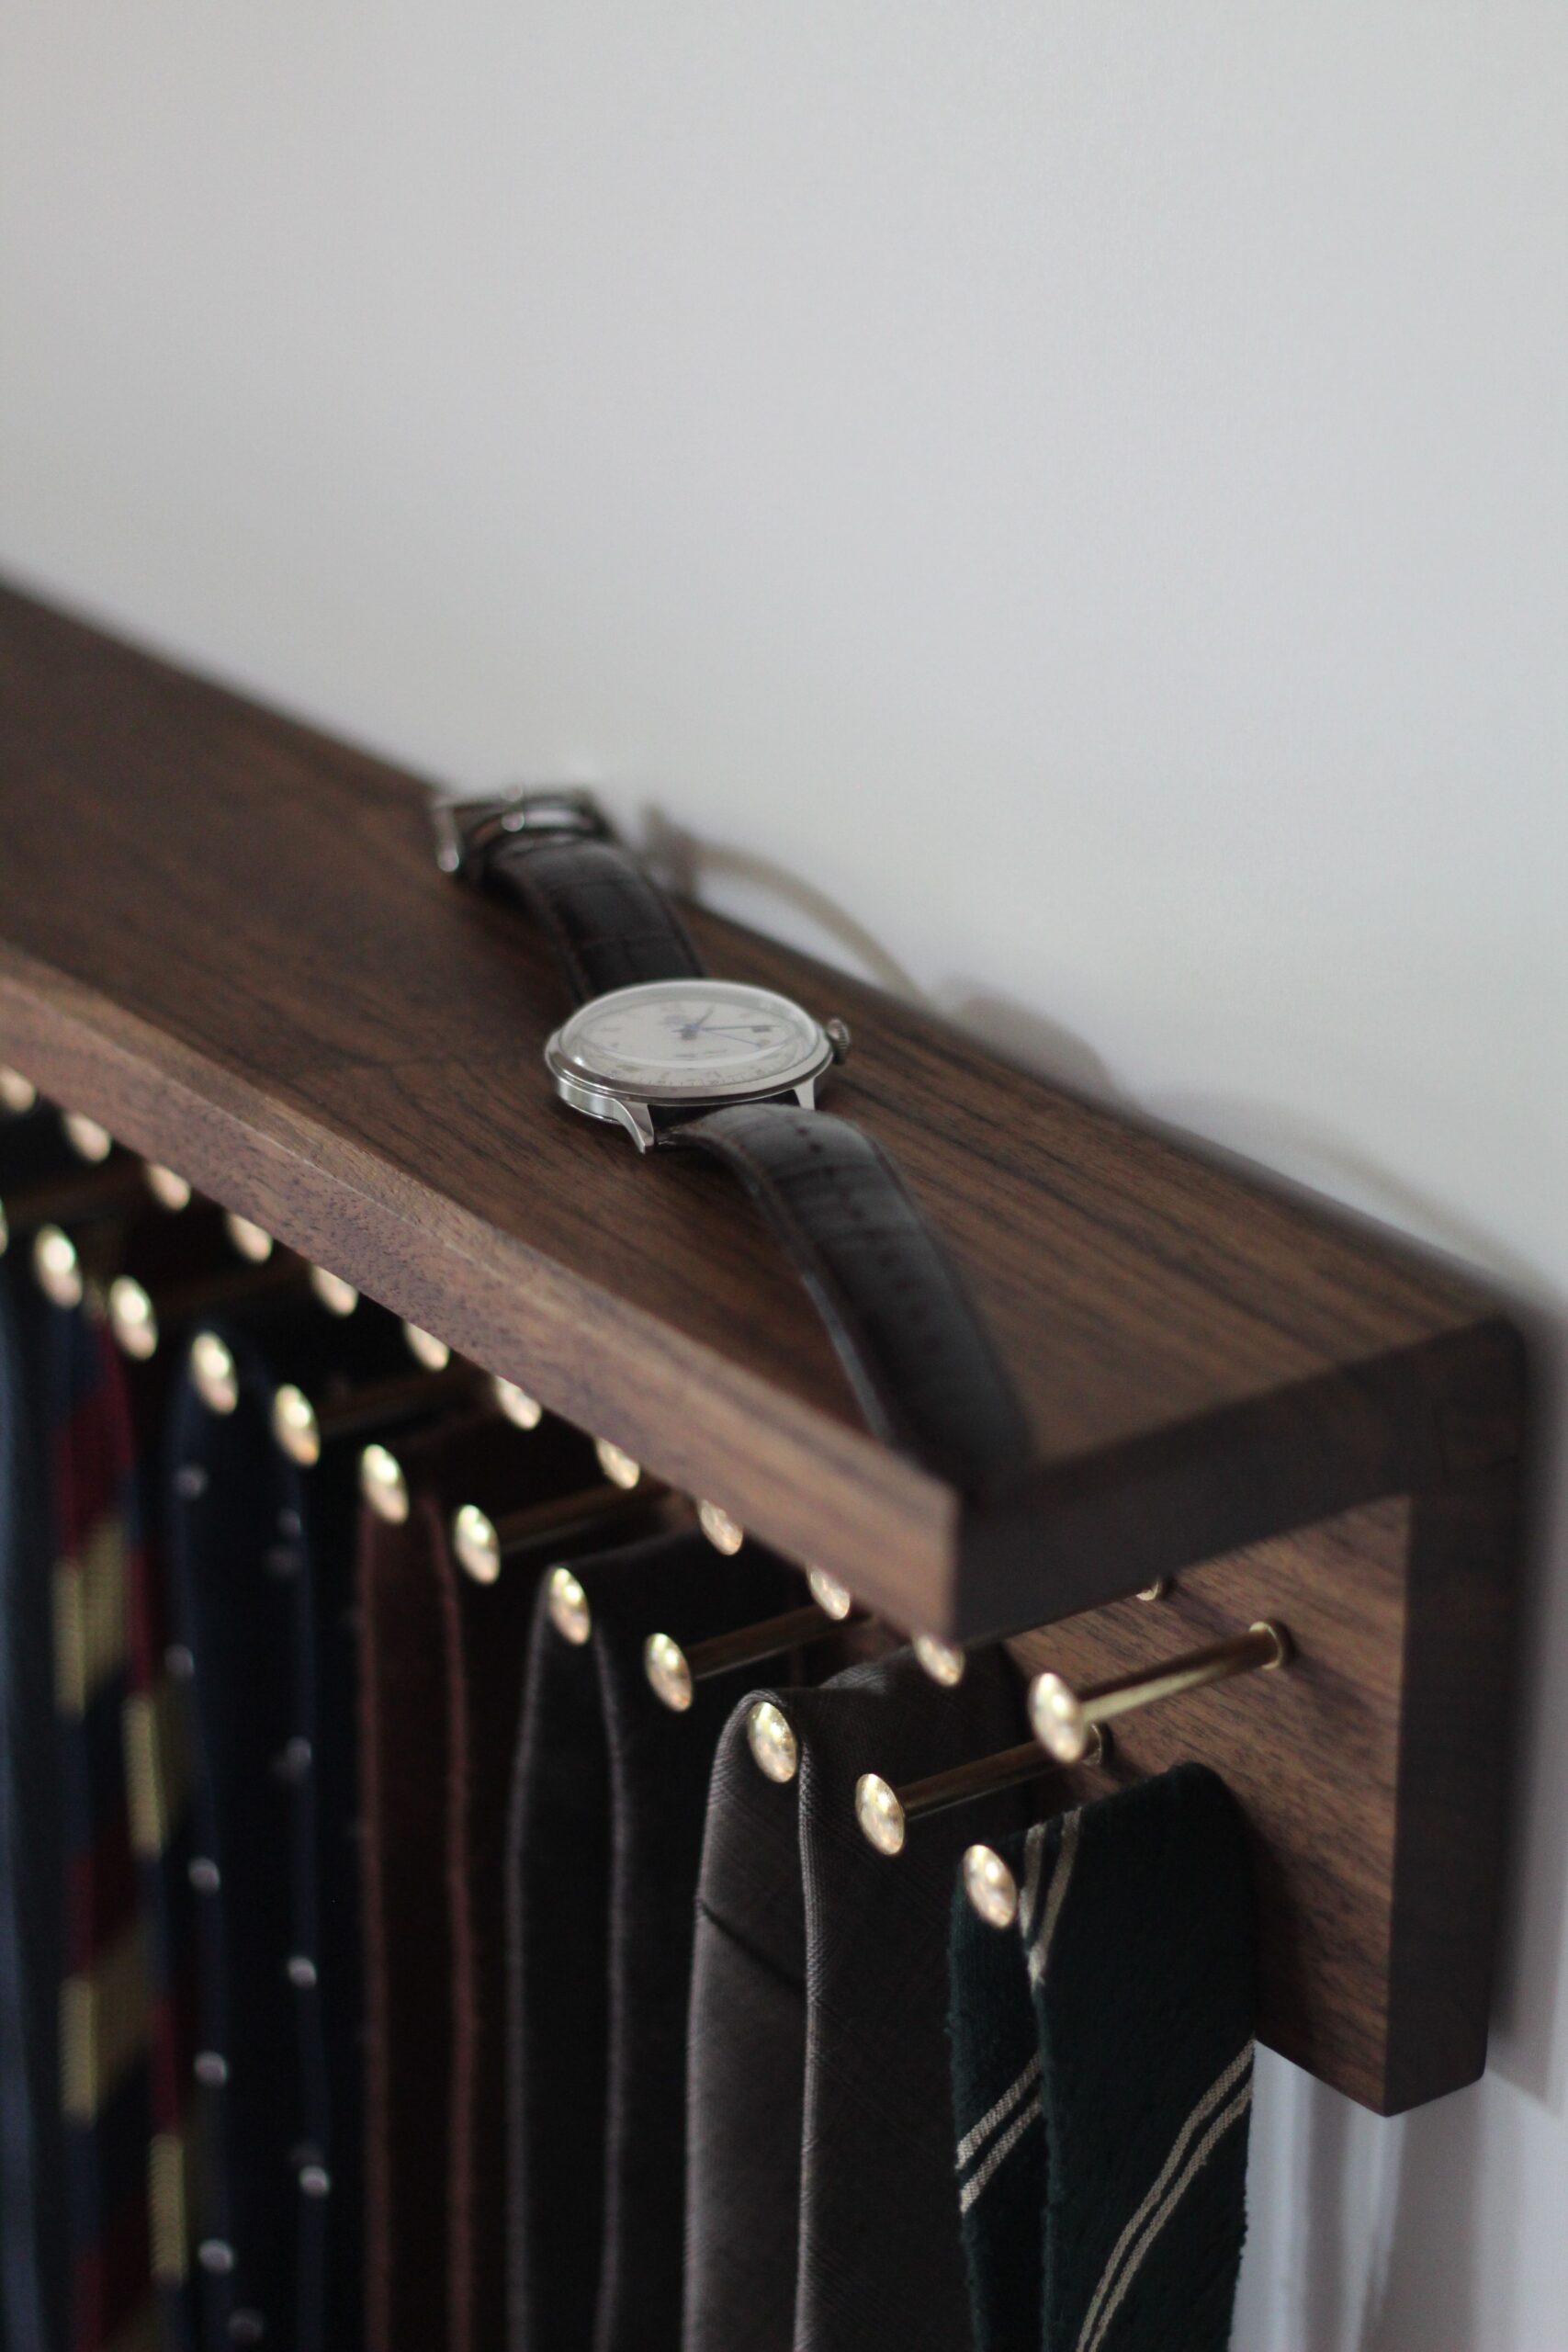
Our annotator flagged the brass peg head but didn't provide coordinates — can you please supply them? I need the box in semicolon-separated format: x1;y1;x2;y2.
914;1634;966;1688
644;1633;694;1713
107;1276;159;1361
0;1067;37;1114
309;1267;359;1317
272;1385;321;1466
1029;1671;1089;1764
62;1112;112;1164
144;1164;193;1211
854;1772;906;1857
452;1504;502;1585
593;1439;640;1491
224;1214;274;1265
963;1844;1020;1929
190;1330;240;1416
746;1699;798;1784
32;1224;83;1308
696;1500;743;1556
402;1323;449;1370
1030;1622;1291;1765
547;1565;592;1645
359;1442;410;1525
491;1376;542;1430
806;1566;854;1622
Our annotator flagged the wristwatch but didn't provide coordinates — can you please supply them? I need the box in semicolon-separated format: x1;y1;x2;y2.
433;789;1030;1498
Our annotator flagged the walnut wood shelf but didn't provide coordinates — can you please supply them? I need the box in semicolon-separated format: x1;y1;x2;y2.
0;582;1525;2114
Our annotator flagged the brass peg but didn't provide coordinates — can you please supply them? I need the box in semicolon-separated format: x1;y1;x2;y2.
450;1478;667;1584
913;1634;966;1688
107;1277;159;1360
359;1442;411;1526
806;1566;855;1621
61;1112;113;1164
593;1438;641;1490
224;1213;275;1264
696;1500;744;1555
853;1727;1104;1859
491;1375;543;1430
963;1843;1021;1928
1028;1622;1291;1765
546;1566;592;1644
144;1165;194;1211
107;1256;315;1361
746;1699;799;1784
190;1330;242;1416
32;1224;85;1309
644;1597;859;1713
309;1267;359;1317
272;1385;321;1462
271;1361;482;1465
402;1322;449;1370
0;1067;37;1114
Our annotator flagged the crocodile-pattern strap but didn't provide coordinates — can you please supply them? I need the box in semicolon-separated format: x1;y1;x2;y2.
482;838;705;1003
671;1102;1032;1498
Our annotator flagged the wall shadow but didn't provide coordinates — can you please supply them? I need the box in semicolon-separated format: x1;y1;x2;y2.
1356;2086;1497;2351
637;808;925;1001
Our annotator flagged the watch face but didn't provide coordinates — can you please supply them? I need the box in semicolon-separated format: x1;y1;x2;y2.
550;979;827;1101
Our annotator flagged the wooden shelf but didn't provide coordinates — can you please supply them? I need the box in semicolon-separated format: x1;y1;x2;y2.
0;582;1518;1639
0;582;1526;2113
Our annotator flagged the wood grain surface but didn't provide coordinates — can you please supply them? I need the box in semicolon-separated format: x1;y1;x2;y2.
0;582;1519;1630
0;581;1526;2109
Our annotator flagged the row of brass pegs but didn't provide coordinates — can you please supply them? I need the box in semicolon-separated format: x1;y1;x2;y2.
2;1066;1294;1931
0;1075;736;1551
0;1071;877;1611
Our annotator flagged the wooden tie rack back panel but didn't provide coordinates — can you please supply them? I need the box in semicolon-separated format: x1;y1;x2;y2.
0;582;1525;2119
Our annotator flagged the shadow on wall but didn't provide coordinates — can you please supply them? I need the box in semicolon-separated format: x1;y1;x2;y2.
640;808;926;1001
1353;2088;1499;2351
644;811;1564;2352
642;808;1132;1103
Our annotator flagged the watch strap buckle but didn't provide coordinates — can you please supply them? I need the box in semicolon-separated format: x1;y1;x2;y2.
430;788;615;881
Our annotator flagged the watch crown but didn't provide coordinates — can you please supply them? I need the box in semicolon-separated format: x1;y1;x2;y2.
825;1018;852;1065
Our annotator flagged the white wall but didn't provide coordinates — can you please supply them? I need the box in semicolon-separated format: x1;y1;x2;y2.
3;5;1565;2341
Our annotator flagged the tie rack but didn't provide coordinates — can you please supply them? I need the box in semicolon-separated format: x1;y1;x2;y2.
0;580;1526;2120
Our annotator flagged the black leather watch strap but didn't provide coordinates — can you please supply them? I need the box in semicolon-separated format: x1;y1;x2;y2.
671;1102;1032;1498
437;790;1030;1495
481;837;705;1004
